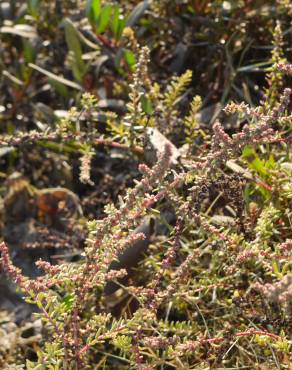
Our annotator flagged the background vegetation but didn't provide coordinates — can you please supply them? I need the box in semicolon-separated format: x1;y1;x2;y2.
0;0;291;369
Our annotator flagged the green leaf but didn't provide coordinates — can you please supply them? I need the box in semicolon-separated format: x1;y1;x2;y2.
123;49;136;70
86;0;101;24
26;361;45;370
242;146;268;176
61;294;75;311
27;0;41;18
265;154;276;170
49;79;69;97
23;39;36;64
111;5;127;41
272;261;282;278
141;95;153;114
250;157;268;176
96;5;112;34
63;18;86;82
